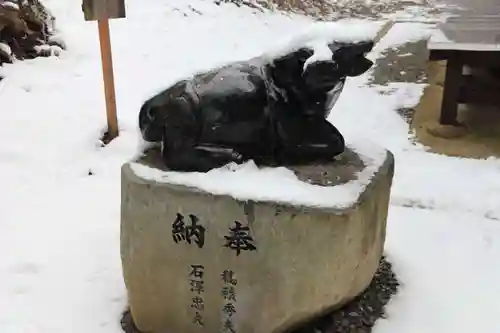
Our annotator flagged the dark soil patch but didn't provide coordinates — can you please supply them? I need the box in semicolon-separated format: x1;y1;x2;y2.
99;129;119;147
120;310;141;333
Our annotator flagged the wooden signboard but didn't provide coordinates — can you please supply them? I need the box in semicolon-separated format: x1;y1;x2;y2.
81;0;126;141
82;0;126;21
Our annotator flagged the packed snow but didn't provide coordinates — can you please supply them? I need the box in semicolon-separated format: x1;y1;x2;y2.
428;27;500;51
131;138;388;209
0;0;19;11
0;42;11;54
1;0;500;333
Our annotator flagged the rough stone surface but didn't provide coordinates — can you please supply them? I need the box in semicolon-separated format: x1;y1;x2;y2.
121;256;399;333
120;147;394;333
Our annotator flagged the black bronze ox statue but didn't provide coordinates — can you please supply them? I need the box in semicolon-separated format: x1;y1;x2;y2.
139;39;374;172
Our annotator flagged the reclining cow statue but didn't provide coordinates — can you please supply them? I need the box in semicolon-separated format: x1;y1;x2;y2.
138;39;374;172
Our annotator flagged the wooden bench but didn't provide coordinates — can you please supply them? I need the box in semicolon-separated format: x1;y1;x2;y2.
427;15;500;126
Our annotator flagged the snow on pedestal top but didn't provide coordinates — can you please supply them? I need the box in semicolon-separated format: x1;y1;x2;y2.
0;42;11;55
130;139;389;210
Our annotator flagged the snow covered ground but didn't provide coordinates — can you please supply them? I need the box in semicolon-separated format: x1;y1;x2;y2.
1;0;500;332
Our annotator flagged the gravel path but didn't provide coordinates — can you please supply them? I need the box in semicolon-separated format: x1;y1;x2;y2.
369;39;430;124
291;257;399;333
370;40;428;86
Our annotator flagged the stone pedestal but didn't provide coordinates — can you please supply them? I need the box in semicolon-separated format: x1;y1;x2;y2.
120;142;394;333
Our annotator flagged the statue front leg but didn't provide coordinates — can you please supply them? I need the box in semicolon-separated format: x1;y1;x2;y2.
275;115;345;164
163;141;244;172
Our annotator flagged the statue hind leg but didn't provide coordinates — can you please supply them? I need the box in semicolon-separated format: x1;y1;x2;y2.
159;98;244;172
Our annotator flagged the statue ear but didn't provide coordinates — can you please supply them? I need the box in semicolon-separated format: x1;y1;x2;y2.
342;57;373;77
329;41;374;77
271;48;312;85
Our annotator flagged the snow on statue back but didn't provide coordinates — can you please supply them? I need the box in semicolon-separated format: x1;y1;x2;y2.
139;23;375;172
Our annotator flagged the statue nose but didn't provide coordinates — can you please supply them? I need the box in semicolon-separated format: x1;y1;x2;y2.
303;108;317;116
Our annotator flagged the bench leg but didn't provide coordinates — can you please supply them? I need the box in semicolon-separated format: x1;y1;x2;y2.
440;56;463;126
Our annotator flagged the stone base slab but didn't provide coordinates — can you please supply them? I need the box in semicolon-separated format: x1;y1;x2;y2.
120;143;394;333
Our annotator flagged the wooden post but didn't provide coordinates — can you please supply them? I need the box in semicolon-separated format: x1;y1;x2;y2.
440;55;463;126
98;18;119;140
82;0;126;142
